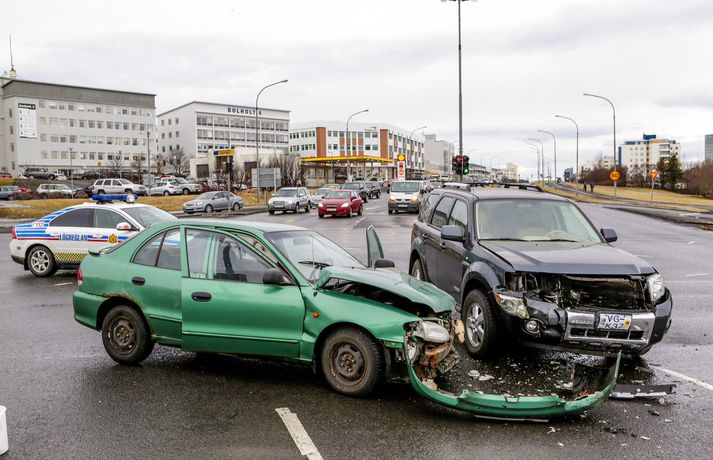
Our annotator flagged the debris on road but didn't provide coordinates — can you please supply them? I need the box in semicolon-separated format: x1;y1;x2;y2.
609;384;676;400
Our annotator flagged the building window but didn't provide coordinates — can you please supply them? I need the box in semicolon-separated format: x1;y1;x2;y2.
40;134;47;142
50;134;59;142
97;121;103;129
88;120;95;129
61;151;68;160
132;123;137;131
106;121;113;129
168;119;172;125
10;143;14;152
9;126;13;135
48;101;57;109
41;151;48;160
98;153;104;160
123;123;129;130
168;132;172;139
39;117;47;126
175;117;179;124
69;135;77;143
69;119;76;128
39;100;46;108
51;151;59;160
161;119;165;126
79;120;86;128
175;131;179;138
60;135;67;143
8;108;12;118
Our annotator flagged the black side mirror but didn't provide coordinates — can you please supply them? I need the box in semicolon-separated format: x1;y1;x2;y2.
263;268;291;286
441;225;465;242
373;258;396;269
600;228;618;243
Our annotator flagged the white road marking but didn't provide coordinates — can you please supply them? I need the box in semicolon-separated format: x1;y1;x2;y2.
275;407;323;460
688;241;696;244
656;367;713;391
53;282;73;286
685;273;709;277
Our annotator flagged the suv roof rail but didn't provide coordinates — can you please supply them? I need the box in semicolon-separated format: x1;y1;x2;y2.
469;182;543;192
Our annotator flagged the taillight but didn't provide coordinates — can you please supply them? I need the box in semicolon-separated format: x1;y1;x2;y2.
11;226;16;240
77;268;83;287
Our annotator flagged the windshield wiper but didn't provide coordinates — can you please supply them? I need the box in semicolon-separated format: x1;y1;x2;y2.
479;238;528;242
299;260;331;268
527;238;581;243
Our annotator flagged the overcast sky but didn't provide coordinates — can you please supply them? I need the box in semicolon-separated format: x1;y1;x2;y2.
3;0;713;178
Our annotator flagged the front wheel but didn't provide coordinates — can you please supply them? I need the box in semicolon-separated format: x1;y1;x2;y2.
268;209;275;215
462;290;499;358
28;245;57;277
183;188;190;195
357;205;362;216
232;202;240;211
320;327;383;397
305;202;311;212
163;191;170;196
101;305;154;365
205;204;213;213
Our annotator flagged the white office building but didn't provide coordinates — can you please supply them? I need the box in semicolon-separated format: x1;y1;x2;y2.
423;134;453;174
620;134;681;174
0;77;155;175
705;134;713;163
156;101;290;179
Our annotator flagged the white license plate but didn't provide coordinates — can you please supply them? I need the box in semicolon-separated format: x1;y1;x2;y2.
326;208;337;211
597;313;632;330
398;204;408;208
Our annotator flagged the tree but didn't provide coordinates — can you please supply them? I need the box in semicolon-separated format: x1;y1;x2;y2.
130;155;143;182
153;153;164;177
666;153;684;189
264;153;306;187
169;147;190;176
628;165;646;188
684;161;713;198
109;151;124;178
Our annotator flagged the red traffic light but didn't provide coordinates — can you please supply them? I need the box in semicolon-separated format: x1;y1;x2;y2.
455;155;462;162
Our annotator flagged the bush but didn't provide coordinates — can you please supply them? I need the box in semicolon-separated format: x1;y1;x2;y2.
684;162;713;198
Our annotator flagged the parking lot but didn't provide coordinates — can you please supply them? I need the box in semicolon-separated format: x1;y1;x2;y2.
1;197;713;459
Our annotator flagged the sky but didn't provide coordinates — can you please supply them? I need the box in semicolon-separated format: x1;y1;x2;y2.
3;0;713;179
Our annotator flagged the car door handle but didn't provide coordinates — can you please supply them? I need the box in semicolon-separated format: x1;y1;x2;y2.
191;292;212;302
131;276;145;286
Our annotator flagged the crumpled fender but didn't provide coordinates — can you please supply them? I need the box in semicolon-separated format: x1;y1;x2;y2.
406;349;621;420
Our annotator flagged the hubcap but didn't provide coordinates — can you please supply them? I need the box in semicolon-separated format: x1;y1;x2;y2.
466;303;485;348
411;263;422;280
331;343;365;383
30;250;50;273
109;316;137;354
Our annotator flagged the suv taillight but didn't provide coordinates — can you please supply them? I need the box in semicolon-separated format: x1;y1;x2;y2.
11;226;16;240
77;268;83;287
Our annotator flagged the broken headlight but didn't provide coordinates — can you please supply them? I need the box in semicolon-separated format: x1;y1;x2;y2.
413;321;450;344
647;273;665;303
495;291;529;319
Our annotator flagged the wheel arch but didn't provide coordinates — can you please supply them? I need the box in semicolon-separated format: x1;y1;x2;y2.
461;264;500;306
95;296;149;332
311;322;386;373
24;243;52;270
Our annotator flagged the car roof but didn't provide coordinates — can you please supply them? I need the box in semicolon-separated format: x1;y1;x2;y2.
433;187;567;201
166;219;304;234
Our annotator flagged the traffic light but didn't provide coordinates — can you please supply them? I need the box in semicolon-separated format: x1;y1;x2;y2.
454;155;463;175
462;155;470;175
452;156;459;173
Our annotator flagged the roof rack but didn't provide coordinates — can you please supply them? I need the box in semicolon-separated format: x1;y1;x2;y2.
470;182;543;192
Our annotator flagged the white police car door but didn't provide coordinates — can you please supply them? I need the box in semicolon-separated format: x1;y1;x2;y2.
46;208;96;262
92;208;136;248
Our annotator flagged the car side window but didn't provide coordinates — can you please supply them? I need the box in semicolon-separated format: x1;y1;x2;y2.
133;232;165;266
419;194;440;222
430;196;455;229
186;229;214;278
213;234;271;284
94;209;127;229
157;229;182;270
236;234;280;265
448;200;469;234
50;208;94;227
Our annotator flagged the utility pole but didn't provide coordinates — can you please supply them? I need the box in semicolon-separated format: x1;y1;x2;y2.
528;137;545;183
538;130;557;184
69;147;74;194
146;130;151;185
346;109;369;181
555;115;579;193
583;93;617;197
255;79;288;203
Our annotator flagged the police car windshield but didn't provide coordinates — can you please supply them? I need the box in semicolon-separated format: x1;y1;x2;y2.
121;206;177;227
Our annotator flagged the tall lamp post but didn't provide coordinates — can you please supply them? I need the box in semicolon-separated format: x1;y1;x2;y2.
69;147;74;193
255;79;288;201
526;142;541;182
408;125;427;178
555;114;579;192
528;137;545;183
346;109;369;181
583;92;617;197
537;130;557;184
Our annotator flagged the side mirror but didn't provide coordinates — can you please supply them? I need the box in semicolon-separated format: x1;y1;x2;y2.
116;222;135;231
600;228;618;243
263;268;291;286
441;225;465;242
374;258;396;269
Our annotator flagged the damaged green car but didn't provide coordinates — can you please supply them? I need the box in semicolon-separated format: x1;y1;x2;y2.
73;220;618;418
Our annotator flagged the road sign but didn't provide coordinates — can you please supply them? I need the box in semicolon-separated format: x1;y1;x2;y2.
650;170;658;180
397;161;406;181
397;154;405;162
251;168;281;189
609;170;620;181
212;149;235;156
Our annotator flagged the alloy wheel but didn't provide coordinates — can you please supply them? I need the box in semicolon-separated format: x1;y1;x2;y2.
30;249;50;274
466;303;485;348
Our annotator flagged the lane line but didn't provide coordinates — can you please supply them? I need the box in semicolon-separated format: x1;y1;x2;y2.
656;367;713;391
53;282;73;286
685;273;709;277
275;407;323;460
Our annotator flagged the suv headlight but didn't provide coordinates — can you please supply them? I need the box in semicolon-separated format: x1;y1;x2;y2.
647;273;665;303
495;292;529;319
414;321;450;344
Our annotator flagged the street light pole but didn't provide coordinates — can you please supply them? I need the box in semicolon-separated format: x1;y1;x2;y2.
346;109;369;181
69;147;74;193
583;92;617;196
526;142;540;183
528;137;545;183
408;125;427;178
255;79;288;201
538;130;557;184
555;115;579;189
146;130;151;185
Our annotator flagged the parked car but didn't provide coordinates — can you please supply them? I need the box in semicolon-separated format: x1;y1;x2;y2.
182;191;244;214
148;181;182;196
388;180;428;214
25;167;56;180
74;169;103;180
55;174;68;181
0;185;21;200
36;183;74;199
409;187;673;358
318;189;363;218
341;182;369;202
0;173;13;179
310;187;332;207
91;178;147;196
267;187;311;214
156;177;202;194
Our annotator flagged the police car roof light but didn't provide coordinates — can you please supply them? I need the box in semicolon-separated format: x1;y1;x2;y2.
91;194;137;204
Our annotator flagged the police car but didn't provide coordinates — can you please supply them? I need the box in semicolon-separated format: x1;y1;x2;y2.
10;195;177;277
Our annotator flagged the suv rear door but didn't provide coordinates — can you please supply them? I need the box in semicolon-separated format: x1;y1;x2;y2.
422;195;455;286
437;198;470;299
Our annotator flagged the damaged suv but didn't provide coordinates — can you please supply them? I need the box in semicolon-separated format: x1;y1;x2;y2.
410;187;673;358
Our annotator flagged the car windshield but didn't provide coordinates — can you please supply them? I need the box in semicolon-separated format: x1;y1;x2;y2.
275;189;298;197
391;181;419;192
266;230;364;282
342;183;359;189
121;206;177;227
326;190;351;199
476;199;602;244
174;178;187;183
316;188;330;195
195;192;214;200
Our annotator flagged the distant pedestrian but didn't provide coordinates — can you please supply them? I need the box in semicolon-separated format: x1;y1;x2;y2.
590;181;595;193
583;182;587;192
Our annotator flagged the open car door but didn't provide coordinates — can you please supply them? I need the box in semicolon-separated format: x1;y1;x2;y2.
366;225;385;268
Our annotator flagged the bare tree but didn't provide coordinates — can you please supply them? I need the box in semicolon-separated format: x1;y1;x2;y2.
169;147;190;176
265;153;305;187
153;153;164;176
130;155;143;182
109;152;124;178
232;162;246;187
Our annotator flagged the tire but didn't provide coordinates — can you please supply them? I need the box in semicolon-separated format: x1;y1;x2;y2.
232;202;240;211
388;210;394;215
320;327;383;397
27;245;57;277
462;289;499;358
363;195;368;203
163;191;170;196
7;195;15;201
124;189;132;194
101;305;154;365
268;210;275;215
305;202;311;213
97;190;105;195
410;258;425;281
48;174;56;180
40;193;48;199
319;214;324;218
205;204;213;213
348;207;353;218
357;205;362;216
183;188;190;195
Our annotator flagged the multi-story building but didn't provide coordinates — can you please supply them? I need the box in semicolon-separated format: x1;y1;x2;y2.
620;134;681;174
423;134;453;174
289;121;425;185
705;134;713;163
0;77;155;176
156;101;290;179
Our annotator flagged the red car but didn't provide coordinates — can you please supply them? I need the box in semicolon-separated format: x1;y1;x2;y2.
318;189;363;218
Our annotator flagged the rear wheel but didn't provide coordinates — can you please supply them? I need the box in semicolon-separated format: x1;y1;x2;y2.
388;209;394;215
28;245;57;277
232;202;240;211
101;305;154;365
268;210;275;215
124;189;132;194
320;327;383;397
305;202;311;212
163;191;170;196
183;188;190;195
462;289;499;358
40;193;48;199
97;190;105;195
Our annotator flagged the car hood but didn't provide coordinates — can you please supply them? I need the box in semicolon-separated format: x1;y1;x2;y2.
479;241;656;275
317;265;455;313
321;198;350;205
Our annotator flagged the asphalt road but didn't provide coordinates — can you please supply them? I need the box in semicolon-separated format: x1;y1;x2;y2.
1;196;712;459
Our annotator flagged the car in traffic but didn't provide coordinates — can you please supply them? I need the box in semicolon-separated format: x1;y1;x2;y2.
182;191;244;214
388;180;428;214
268;187;311;214
91;178;147;196
10;194;177;277
36;183;74;199
364;181;381;199
318;189;363;218
24;167;57;180
409;187;673;358
0;185;29;200
341;182;370;202
310;187;332;207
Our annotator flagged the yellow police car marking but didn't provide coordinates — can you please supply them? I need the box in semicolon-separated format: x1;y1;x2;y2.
54;253;86;262
108;234;118;244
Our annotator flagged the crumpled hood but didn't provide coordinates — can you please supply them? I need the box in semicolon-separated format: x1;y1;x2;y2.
480;241;656;276
317;266;455;313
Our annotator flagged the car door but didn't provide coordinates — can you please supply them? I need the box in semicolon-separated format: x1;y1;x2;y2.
93;208;137;248
46;208;95;257
437;199;470;299
181;228;305;357
211;192;228;210
423;195;455;287
298;188;308;207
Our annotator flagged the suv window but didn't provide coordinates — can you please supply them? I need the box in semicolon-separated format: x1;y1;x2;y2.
50;208;94;227
418;193;440;222
430;196;455;229
448;200;468;234
94;209;127;229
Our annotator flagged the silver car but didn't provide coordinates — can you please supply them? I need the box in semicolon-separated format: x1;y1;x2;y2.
310;187;332;207
182;191;244;214
36;183;74;199
148;181;183;196
91;178;147;196
268;187;311;214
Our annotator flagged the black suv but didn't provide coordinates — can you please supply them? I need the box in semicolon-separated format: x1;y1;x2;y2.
341;182;371;202
409;186;672;358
